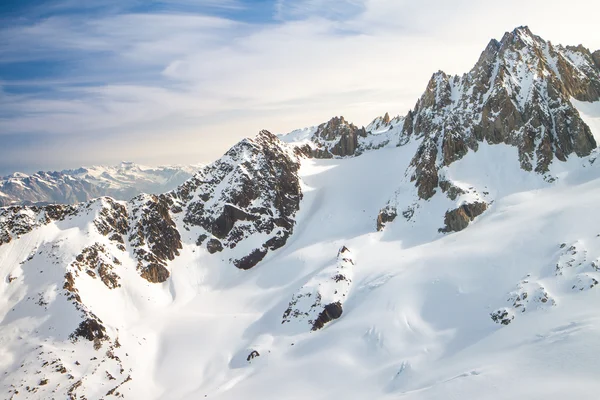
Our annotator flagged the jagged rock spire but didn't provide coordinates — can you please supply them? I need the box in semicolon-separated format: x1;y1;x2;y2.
403;26;600;199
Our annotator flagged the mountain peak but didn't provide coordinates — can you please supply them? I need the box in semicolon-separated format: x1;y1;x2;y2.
403;26;600;199
500;25;539;46
118;161;137;169
511;25;533;36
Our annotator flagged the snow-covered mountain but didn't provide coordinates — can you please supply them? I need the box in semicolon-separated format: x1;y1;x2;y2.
2;26;600;400
0;162;199;207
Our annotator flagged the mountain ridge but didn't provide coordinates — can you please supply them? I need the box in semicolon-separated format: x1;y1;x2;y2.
0;162;200;207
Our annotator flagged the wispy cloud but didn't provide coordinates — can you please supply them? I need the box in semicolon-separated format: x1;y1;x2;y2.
274;0;365;21
0;0;599;175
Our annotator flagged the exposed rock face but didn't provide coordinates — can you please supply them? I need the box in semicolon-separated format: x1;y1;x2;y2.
440;202;488;233
282;116;401;158
175;130;303;269
404;26;600;199
0;204;78;246
382;112;391;125
593;50;600;69
311;301;343;331
296;116;367;158
234;248;268;270
129;194;181;283
367;112;396;132
282;246;354;332
206;238;223;254
0;164;198;207
71;244;121;289
376;206;397;231
438;180;466;201
71;317;108;344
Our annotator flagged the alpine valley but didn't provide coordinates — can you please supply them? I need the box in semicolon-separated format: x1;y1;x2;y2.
1;26;600;400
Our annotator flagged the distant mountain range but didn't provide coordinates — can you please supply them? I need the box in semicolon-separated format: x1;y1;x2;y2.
0;162;200;206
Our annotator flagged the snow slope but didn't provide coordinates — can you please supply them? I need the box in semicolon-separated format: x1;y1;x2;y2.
3;141;600;399
153;144;600;400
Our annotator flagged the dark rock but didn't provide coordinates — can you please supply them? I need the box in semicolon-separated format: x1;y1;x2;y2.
491;309;513;325
71;244;120;289
206;238;223;254
593;50;600;69
440;202;488;233
71;317;107;343
139;263;170;283
98;264;120;289
211;205;257;239
44;204;78;222
0;204;78;247
382;112;391;125
234;248;268;270
311;302;343;331
439;180;466;201
63;272;81;303
246;350;260;362
263;231;290;251
196;234;208;246
94;198;128;236
109;233;125;244
409;139;439;200
301;116;368;158
129;194;181;283
376;207;397;231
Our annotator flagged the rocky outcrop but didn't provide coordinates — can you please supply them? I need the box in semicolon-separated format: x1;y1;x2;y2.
282;116;400;158
593;50;600;69
296;117;367;158
491;275;556;326
440;202;488;233
554;240;600;291
405;26;600;200
71;317;108;345
234;248;268;270
376;206;397;231
438;180;466;201
129;194;181;283
206;238;223;254
175;130;302;269
282;246;354;331
71;244;121;289
311;301;343;331
0;204;78;246
246;350;260;362
492;238;600;327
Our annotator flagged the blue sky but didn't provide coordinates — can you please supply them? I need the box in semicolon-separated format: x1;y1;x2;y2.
1;0;599;176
